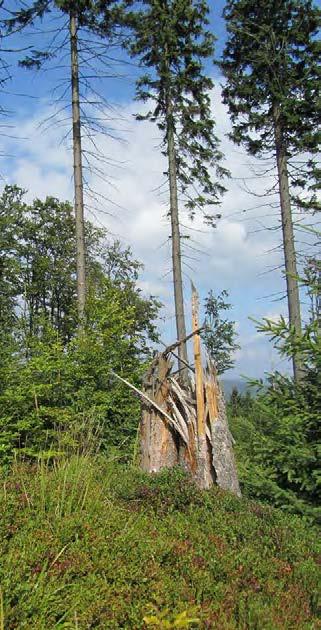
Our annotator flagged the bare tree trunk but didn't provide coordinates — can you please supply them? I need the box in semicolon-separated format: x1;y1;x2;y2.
273;103;303;382
70;13;86;321
317;268;321;336
166;98;188;381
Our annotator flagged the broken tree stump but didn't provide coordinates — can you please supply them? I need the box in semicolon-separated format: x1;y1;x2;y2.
138;284;241;497
139;347;240;496
111;284;241;497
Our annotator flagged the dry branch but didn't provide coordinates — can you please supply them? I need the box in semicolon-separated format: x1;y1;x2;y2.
163;326;205;356
110;370;174;426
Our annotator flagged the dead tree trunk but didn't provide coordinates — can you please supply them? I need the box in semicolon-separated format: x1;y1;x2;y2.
273;103;303;382
138;285;241;497
166;95;189;382
70;12;86;321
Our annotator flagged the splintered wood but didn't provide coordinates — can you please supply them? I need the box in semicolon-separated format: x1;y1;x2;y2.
139;285;241;496
140;351;241;495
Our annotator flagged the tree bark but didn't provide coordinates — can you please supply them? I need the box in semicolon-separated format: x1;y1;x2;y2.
317;269;321;336
273;103;303;382
191;282;210;488
70;13;86;321
166;97;189;382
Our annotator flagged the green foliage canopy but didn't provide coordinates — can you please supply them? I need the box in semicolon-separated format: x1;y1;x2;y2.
129;0;228;224
221;0;321;210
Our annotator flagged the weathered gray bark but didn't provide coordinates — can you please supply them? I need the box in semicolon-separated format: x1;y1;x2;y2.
273;104;303;382
70;13;86;321
166;98;189;381
209;381;241;497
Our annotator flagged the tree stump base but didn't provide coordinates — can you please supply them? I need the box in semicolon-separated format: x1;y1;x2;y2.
140;349;241;497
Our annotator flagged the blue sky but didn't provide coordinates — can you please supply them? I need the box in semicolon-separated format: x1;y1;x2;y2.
0;0;320;381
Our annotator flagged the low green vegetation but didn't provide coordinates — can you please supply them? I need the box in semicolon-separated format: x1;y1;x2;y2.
228;315;321;525
1;456;320;629
1;186;320;628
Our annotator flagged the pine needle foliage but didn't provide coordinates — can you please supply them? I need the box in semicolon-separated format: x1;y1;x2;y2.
5;0;123;39
221;0;321;211
129;0;228;224
230;287;321;524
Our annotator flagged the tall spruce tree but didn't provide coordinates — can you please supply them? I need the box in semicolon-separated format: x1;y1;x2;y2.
129;0;228;378
221;0;321;382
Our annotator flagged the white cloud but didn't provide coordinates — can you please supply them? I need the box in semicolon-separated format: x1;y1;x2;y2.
0;83;310;378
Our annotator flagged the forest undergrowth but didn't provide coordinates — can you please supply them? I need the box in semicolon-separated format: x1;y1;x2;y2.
0;454;320;629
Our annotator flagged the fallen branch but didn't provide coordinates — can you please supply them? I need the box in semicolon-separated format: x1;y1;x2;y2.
109;370;179;433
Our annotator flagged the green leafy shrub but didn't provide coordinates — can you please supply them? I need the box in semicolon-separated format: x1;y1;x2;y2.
0;187;160;466
0;291;149;465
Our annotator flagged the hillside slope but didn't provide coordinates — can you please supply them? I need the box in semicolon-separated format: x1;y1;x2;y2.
1;456;320;629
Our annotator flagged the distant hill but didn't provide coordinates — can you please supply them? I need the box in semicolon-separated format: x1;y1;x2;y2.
221;378;250;397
